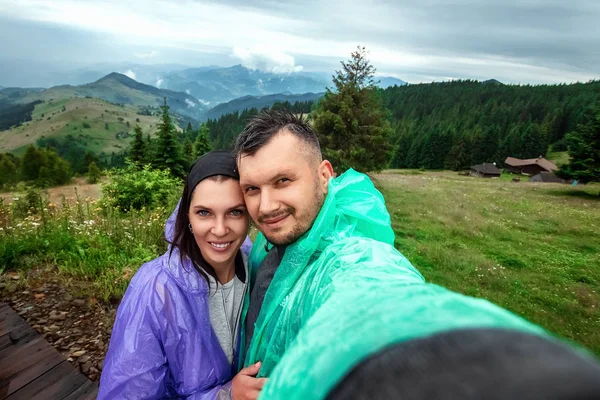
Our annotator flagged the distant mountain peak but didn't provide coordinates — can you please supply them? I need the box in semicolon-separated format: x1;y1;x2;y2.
482;78;504;85
94;72;133;83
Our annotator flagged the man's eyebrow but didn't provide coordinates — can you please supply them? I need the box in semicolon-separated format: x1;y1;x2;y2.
241;170;295;187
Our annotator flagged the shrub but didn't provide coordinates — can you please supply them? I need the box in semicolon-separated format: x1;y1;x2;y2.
102;162;181;212
87;162;102;184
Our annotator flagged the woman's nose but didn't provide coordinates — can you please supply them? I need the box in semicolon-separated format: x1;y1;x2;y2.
211;217;229;237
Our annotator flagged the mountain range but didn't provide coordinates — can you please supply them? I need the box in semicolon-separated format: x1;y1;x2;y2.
0;65;407;155
1;64;406;106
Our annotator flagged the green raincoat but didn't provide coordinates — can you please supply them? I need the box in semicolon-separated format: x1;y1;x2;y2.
241;169;547;399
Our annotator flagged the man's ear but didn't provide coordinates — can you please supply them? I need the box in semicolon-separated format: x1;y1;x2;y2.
318;160;334;192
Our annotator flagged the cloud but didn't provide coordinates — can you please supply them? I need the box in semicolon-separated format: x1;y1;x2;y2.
155;78;163;88
185;98;196;108
233;46;303;74
0;0;598;84
122;69;136;80
134;50;158;59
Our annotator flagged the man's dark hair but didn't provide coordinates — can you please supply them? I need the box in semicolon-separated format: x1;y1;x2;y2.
234;109;322;161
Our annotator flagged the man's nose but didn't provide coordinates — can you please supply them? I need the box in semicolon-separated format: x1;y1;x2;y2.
258;190;279;216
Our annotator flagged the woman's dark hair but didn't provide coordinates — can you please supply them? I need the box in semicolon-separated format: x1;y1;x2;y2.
168;174;233;284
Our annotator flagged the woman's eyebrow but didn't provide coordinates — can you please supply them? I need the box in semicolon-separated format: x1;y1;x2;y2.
192;204;246;210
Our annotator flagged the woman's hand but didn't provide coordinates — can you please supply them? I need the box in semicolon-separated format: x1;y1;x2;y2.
232;361;268;400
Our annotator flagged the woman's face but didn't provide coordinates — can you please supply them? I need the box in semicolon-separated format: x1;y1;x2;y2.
188;177;249;270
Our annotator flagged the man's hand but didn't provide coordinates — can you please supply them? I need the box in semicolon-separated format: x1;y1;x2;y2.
232;361;268;400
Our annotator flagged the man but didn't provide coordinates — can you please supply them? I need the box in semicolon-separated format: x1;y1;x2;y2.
234;110;600;399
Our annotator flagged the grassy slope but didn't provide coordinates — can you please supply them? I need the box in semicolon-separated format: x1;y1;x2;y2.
0;98;161;155
16;82;158;106
376;170;600;354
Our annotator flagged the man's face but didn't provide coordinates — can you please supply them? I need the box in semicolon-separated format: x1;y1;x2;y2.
238;131;333;246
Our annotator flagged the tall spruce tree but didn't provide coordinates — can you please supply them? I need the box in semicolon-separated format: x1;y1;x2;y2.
183;138;194;168
153;98;186;178
557;105;600;188
185;122;194;140
130;125;146;166
312;46;393;173
194;123;213;158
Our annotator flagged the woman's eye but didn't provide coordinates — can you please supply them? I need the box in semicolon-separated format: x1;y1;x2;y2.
196;210;210;217
230;209;244;217
279;178;290;184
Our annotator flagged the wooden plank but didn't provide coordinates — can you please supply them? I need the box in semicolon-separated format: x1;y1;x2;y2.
0;324;37;351
61;379;99;400
0;313;24;337
0;304;21;322
6;361;88;400
0;343;64;397
0;334;44;369
0;303;98;400
0;304;12;318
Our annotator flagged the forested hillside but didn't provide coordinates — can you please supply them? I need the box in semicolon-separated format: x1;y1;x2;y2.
382;80;600;170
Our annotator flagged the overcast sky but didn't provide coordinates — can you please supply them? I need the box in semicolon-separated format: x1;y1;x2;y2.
0;0;599;85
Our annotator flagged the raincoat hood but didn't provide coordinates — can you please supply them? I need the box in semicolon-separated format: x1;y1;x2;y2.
99;201;252;399
242;169;547;400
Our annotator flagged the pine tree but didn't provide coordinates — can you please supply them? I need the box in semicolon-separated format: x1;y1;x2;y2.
194;123;213;158
145;134;154;164
183;138;194;168
0;155;18;188
130;125;147;166
557;105;600;187
312;46;393;173
185;122;194;140
87;161;102;184
153;98;186;178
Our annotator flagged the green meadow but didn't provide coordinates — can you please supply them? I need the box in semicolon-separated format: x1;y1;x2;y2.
1;170;599;354
377;170;599;354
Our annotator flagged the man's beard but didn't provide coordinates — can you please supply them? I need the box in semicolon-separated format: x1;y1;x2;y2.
262;186;325;246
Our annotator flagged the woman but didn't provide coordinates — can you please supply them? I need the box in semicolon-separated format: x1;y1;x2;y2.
99;151;264;399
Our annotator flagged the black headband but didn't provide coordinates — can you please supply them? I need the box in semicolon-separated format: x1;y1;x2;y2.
187;150;239;193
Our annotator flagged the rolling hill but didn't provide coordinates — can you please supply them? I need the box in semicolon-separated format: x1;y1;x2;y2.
0;97;164;157
0;73;206;120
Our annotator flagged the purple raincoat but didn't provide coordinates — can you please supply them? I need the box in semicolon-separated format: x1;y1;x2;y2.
98;205;252;399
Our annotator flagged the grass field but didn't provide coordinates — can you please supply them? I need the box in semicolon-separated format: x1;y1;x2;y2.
1;170;599;355
0;98;161;155
375;170;600;354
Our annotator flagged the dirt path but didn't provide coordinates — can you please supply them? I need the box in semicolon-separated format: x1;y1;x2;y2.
0;177;103;205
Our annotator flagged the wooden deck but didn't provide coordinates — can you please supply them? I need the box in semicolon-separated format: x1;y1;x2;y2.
0;303;98;399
